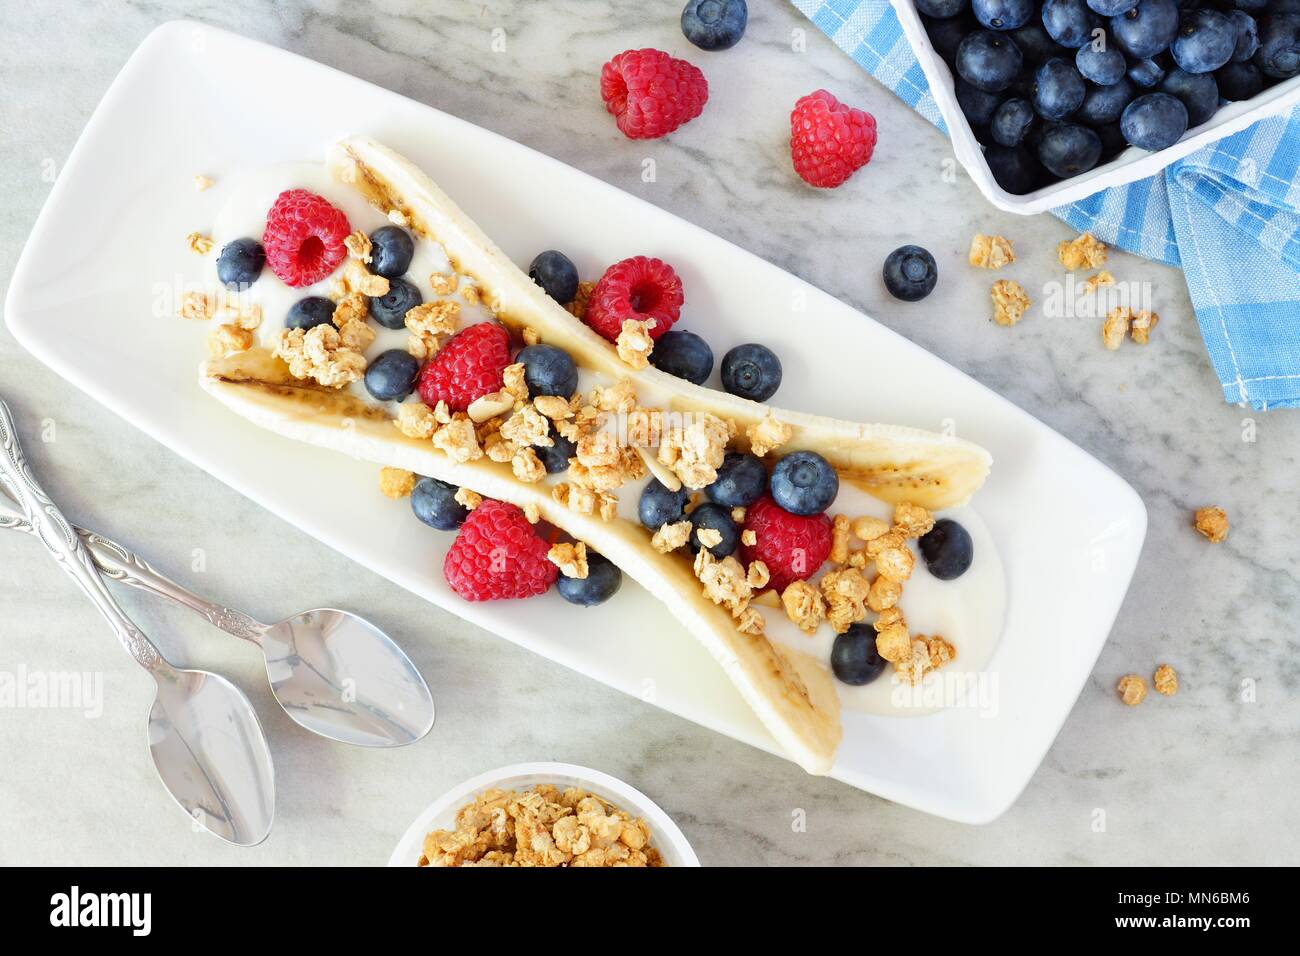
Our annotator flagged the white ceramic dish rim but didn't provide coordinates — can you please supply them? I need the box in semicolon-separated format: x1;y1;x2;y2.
5;21;1149;825
890;0;1300;215
387;762;701;867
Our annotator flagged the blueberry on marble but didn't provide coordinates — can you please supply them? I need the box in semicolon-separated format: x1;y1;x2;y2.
957;29;1025;91
370;277;423;329
991;96;1037;145
556;551;622;607
688;503;739;558
706;452;766;508
364;350;420;402
680;0;748;51
1037;123;1103;176
1034;57;1087;119
527;250;580;304
770;451;838;517
410;477;468;531
517;343;578;398
830;622;888;686
216;238;265;289
720;343;782;402
882;245;939;301
1172;9;1237;73
639;478;689;530
285;296;337;330
919;518;975;580
1159;68;1220;125
367;225;414;278
1120;91;1189;149
1110;0;1180;59
650;330;714;385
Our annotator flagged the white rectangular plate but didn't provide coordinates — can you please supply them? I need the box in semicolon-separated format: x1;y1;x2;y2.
6;22;1146;823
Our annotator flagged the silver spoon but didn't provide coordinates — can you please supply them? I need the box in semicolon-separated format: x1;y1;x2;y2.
0;398;274;846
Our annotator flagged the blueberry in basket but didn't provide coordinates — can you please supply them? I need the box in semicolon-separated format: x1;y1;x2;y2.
1110;0;1180;59
1038;123;1103;176
916;0;970;18
972;0;1036;31
1159;68;1219;126
1256;14;1300;79
957;30;1025;91
1042;0;1102;48
1033;57;1087;120
1076;36;1127;84
1120;91;1188;149
1217;60;1263;100
991;96;1037;145
1171;8;1237;73
1077;76;1135;125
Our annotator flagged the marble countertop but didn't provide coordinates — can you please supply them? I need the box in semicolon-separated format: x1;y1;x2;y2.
2;1;1297;866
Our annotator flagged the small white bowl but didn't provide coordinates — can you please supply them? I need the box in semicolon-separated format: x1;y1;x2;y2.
891;0;1300;214
388;762;701;867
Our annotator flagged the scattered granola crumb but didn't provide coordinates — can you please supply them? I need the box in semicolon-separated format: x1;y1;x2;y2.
467;390;515;424
395;402;439;440
1193;506;1229;543
431;416;484;463
821;567;871;634
1153;663;1178;696
1129;309;1159;345
747;412;793;458
454;487;482;511
1084;270;1115;294
548;541;589;579
429;272;457;296
652;520;692;554
502;363;529;403
522;326;541;346
830;515;851;565
461;283;481;305
867;573;902;612
616;319;656;369
968;233;1016;269
892;502;935;538
523;502;541;524
419;785;662;868
533;395;572;421
991;279;1031;327
186;232;214;255
875;621;912;663
179;291;215;320
740;528;757;547
875;545;915;582
331;258;390;299
746;560;770;590
566;280;596;320
895;635;957;685
1058;231;1108;270
851;516;890;542
781;580;826;635
658;413;730;489
696;527;723;549
344;230;372;263
1102;307;1131;350
193;174;214;191
511;446;546;483
207;323;253;358
693;550;754;616
379;467;417;499
1117;673;1147;707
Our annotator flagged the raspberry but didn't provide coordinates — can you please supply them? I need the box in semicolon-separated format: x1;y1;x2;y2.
789;90;878;189
600;48;708;140
261;189;352;287
443;500;558;601
416;322;511;412
739;496;832;592
583;256;683;343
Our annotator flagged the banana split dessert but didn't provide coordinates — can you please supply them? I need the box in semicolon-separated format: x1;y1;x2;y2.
187;135;1005;774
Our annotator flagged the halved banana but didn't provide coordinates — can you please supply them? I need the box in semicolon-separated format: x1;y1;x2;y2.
327;135;991;511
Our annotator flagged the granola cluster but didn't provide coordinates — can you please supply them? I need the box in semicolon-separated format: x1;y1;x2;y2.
693;549;770;636
1057;231;1108;271
419;785;663;868
1117;664;1179;706
1102;306;1160;349
968;234;1016;270
1193;506;1229;543
274;319;373;388
991;279;1031;327
616;319;656;369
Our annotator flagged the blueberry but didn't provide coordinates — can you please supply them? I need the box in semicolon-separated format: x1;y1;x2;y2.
536;425;576;473
681;0;748;50
650;330;714;384
1255;13;1300;79
1110;0;1180;58
1086;0;1138;14
370;277;423;329
1120;91;1189;148
517;344;578;398
1172;9;1237;72
1010;21;1068;62
1042;0;1102;48
919;518;975;579
1077;75;1136;123
1216;59;1263;98
1037;123;1103;176
527;250;580;304
882;245;939;301
285;296;337;330
720;344;782;402
991;97;1037;146
216;238;265;289
1076;36;1128;83
1228;11;1259;62
1159;68;1220;124
706;452;766;508
367;226;414;278
1127;56;1167;86
957;30;1025;91
639;478;689;530
973;0;1035;31
985;144;1043;193
689;503;739;558
556;550;622;607
830;622;888;686
770;451;838;516
1034;57;1088;119
916;0;969;16
956;79;1005;129
410;477;468;531
364;350;420;402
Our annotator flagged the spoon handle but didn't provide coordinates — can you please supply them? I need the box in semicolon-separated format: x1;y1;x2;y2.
75;528;267;643
0;398;167;674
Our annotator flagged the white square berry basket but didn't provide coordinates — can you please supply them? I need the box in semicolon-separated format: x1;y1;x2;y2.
890;1;1300;214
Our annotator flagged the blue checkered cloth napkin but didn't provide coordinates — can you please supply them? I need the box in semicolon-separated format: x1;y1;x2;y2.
794;0;1300;409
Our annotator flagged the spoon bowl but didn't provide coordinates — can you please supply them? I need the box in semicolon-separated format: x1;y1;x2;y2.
147;666;276;846
260;608;435;748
